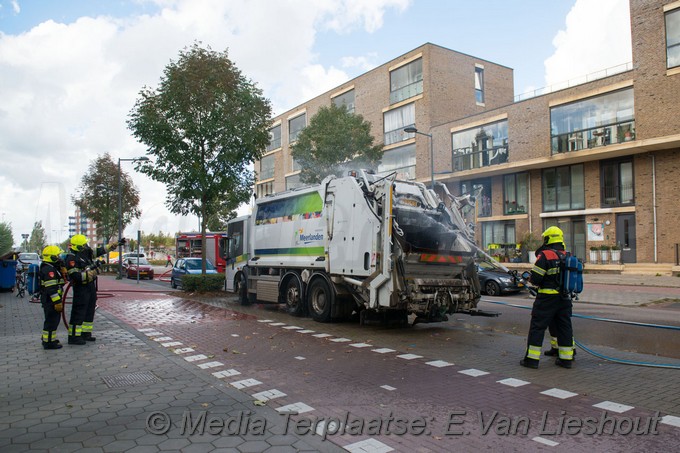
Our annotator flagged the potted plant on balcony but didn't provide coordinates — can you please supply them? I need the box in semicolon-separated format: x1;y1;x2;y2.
599;245;611;264
610;244;621;263
589;246;599;264
519;232;542;264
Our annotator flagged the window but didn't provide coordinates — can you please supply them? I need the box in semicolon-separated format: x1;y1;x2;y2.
383;103;415;145
256;181;273;198
452;120;508;171
544;218;586;262
601;159;634;207
289;113;306;143
542;165;585;212
286;174;304;190
259;154;275;180
666;8;680;69
461;178;492;218
266;125;281;152
390;59;423;104
481;221;515;251
377;143;416;180
332;89;355;113
503;173;528;215
475;66;484;104
550;88;635;154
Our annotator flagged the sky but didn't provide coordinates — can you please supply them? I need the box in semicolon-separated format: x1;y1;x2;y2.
0;0;632;247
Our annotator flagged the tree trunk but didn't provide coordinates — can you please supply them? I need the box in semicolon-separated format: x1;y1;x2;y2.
200;199;207;274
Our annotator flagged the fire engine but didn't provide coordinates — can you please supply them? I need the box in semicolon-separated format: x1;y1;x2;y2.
175;231;228;273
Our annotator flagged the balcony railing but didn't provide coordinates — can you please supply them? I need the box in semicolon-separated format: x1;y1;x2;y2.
602;183;634;207
452;145;508;172
552;120;635;154
390;80;423;104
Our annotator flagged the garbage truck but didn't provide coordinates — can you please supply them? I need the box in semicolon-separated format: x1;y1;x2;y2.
230;170;498;324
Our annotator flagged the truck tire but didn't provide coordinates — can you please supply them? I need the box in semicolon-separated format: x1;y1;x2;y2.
283;276;306;317
237;273;251;306
307;277;334;323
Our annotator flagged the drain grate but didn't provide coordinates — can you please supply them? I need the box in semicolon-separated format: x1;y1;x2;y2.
102;371;161;388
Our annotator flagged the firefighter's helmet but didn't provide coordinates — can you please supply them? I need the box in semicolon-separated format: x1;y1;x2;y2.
70;234;88;251
42;245;62;263
542;226;564;246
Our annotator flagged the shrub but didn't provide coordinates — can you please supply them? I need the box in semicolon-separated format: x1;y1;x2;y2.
181;274;225;292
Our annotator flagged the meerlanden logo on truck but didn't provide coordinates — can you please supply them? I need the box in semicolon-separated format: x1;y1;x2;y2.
295;229;324;245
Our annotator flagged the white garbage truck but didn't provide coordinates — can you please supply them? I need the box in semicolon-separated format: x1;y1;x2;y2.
227;170;499;324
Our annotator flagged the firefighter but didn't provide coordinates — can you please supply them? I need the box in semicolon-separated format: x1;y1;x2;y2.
65;234;122;345
39;245;67;350
520;226;575;369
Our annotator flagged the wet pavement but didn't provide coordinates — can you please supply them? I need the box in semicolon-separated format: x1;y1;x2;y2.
1;273;679;452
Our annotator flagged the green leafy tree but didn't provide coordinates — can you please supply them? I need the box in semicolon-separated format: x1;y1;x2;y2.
0;221;13;258
127;42;271;273
291;103;383;184
72;153;141;244
27;221;47;253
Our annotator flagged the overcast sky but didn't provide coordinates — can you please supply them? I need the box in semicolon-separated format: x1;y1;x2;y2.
0;0;631;247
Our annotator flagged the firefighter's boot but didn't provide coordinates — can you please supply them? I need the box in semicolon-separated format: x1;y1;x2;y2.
555;358;573;369
544;348;559;357
42;341;63;350
68;335;86;345
520;358;539;369
82;332;96;342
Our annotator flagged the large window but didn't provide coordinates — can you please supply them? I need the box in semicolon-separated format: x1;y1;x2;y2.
266;124;281;152
503;173;528;215
542;165;585;212
289;113;306;143
383;103;415;145
461;178;492;218
377;144;416;180
332;90;355;113
544;219;586;262
452;120;508;171
481;221;515;251
390;59;423;104
666;8;680;69
475;66;484;104
550;88;635;154
601;159;634;207
259;154;275;180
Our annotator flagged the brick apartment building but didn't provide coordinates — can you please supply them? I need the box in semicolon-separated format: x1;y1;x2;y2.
255;0;680;269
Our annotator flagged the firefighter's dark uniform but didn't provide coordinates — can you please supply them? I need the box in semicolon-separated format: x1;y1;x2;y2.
65;238;116;344
40;259;66;349
521;242;575;369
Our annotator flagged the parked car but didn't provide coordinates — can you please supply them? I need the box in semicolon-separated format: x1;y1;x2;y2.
477;261;523;296
171;257;218;289
16;253;40;271
122;256;154;280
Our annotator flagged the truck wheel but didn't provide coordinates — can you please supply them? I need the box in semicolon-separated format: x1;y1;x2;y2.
307;278;333;323
237;274;250;306
283;277;305;316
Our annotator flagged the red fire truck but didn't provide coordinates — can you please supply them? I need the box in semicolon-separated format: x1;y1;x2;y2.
175;232;228;273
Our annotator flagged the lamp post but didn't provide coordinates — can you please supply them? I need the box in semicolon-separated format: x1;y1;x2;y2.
403;126;434;189
117;156;149;279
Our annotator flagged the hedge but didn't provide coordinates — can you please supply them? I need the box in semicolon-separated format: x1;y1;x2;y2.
180;274;225;292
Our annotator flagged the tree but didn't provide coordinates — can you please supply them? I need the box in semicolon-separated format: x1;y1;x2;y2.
291;103;383;184
0;221;13;258
27;221;47;253
127;43;271;273
72;153;141;245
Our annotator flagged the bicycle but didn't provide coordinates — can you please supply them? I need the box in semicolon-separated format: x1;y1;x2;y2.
15;269;27;298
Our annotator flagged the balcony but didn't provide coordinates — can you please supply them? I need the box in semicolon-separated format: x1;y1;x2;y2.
390;80;423;104
602;183;634;207
552;120;635;154
453;145;508;172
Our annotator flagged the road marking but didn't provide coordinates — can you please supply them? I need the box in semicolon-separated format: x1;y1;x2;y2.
252;389;286;401
161;341;183;347
312;333;332;338
541;388;578;399
231;334;239;337
593;401;634;413
153;336;173;342
143;331;163;336
282;325;303;330
372;348;396;354
197;361;224;369
397;353;423;360
184;354;208;362
276;402;314;414
257;319;274;323
350;343;372;348
661;415;680;428
497;378;530;387
230;378;262;389
330;338;352;343
426;360;453;368
212;369;240;378
315;420;341;436
380;385;396;391
297;330;315;334
269;322;286;326
295;356;306;360
459;369;489;377
344;438;394;452
173;347;195;354
532;437;559;447
138;328;156;332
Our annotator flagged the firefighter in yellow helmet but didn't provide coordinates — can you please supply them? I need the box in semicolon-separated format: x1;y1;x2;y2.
65;234;123;345
39;245;67;350
520;226;575;369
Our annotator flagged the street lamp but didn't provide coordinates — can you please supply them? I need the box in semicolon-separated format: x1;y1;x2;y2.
403;126;434;189
117;156;149;279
